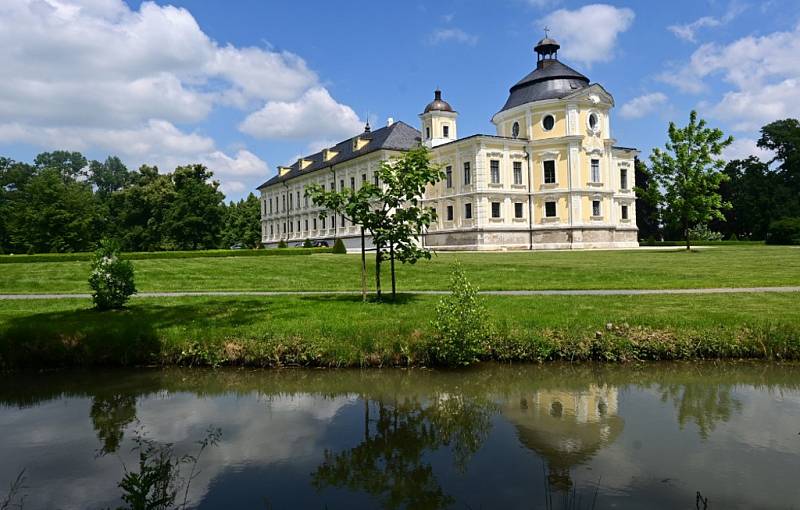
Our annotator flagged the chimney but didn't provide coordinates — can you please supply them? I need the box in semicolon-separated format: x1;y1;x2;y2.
387;117;394;127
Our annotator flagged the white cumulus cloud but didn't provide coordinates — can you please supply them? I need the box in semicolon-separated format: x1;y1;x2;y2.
667;2;747;43
240;87;364;141
538;4;635;66
619;93;669;119
429;28;479;46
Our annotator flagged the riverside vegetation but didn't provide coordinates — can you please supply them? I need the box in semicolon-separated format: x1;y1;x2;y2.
0;247;799;369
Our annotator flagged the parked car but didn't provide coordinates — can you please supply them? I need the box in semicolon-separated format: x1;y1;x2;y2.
294;242;305;248
313;240;329;247
229;243;243;250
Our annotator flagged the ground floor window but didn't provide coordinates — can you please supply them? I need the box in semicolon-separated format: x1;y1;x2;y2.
491;202;501;218
545;201;557;218
514;202;524;219
305;219;308;231
270;225;273;236
446;205;454;221
621;204;629;220
592;200;601;217
313;218;317;230
465;203;472;219
322;217;326;229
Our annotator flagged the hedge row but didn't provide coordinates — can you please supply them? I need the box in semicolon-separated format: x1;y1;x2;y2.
0;247;333;264
638;240;765;247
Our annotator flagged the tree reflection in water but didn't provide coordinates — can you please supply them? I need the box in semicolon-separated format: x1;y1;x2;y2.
311;394;497;510
658;383;742;439
90;394;138;455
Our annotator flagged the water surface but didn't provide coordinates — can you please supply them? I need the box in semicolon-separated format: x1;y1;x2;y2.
1;363;799;509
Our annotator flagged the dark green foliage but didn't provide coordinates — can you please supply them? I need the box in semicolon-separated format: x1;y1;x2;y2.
277;239;288;248
221;193;261;249
634;158;662;240
166;165;225;250
302;238;313;248
766;218;800;245
332;238;347;254
88;239;136;310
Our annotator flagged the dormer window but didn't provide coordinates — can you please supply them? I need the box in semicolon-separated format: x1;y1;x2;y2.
443;125;449;138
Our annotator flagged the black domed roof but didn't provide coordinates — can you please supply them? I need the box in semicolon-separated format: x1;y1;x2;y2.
496;39;590;114
423;89;454;113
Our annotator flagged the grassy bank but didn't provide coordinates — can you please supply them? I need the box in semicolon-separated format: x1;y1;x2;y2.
1;245;799;294
1;292;798;369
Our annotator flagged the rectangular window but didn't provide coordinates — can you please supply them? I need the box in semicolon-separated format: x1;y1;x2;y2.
591;159;600;183
296;191;300;206
543;160;556;184
491;202;501;218
465;203;472;219
592;200;601;217
305;219;308;231
270;225;273;236
283;222;286;233
513;161;523;185
350;177;355;190
374;174;379;186
340;179;344;191
304;194;308;208
621;205;629;220
322;217;326;229
330;181;335;192
282;195;286;211
514;202;524;219
362;173;367;185
545;201;557;218
340;214;345;227
443;125;449;138
297;220;300;232
269;199;273;214
446;205;453;221
463;162;471;185
490;160;500;184
445;166;452;188
426;127;430;139
313;218;317;230
620;168;628;190
321;184;325;192
289;194;293;210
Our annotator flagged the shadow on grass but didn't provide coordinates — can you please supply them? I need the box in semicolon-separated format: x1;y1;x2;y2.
296;293;424;305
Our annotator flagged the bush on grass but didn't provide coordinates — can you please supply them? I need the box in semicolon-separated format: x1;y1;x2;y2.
277;240;288;248
332;238;347;254
766;218;800;245
430;262;493;366
88;239;137;310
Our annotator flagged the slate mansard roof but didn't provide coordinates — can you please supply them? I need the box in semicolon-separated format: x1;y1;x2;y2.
498;60;591;113
257;121;422;190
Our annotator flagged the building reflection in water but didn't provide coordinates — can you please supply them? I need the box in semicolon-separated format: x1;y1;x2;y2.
502;384;623;492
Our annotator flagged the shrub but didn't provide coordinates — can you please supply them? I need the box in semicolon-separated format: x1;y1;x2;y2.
688;224;723;241
277;239;288;248
332;238;347;254
88;239;137;310
430;262;493;366
302;238;313;248
766;218;800;245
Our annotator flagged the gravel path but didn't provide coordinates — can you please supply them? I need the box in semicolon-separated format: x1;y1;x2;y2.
1;286;799;300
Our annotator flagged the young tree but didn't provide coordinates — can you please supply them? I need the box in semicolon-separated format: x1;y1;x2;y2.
649;110;733;249
306;147;443;301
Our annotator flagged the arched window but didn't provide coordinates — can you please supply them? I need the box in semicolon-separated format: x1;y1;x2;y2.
512;121;520;138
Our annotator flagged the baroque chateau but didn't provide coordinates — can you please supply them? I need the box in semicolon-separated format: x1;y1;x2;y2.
258;37;639;250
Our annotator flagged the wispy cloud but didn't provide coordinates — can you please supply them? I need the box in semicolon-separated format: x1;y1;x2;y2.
619;92;669;119
667;1;747;42
428;28;479;46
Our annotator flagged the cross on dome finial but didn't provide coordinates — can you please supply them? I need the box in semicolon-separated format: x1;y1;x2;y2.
544;26;550;38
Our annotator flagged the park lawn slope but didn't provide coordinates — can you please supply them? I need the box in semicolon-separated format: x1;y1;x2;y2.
0;245;799;294
1;292;798;369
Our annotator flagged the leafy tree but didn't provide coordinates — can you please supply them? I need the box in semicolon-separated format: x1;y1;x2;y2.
633;158;662;241
649;110;733;249
221;193;261;248
758;118;800;191
89;156;131;198
34;150;88;181
114;165;175;252
307;147;443;300
165;164;225;250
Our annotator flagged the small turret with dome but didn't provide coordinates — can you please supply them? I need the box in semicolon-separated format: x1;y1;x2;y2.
419;88;458;148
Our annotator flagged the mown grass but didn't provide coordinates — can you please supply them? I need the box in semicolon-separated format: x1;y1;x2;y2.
0;245;798;294
1;292;798;369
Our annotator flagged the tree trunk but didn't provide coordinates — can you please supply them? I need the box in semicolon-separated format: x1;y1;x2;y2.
684;217;691;251
375;243;382;301
360;228;367;302
389;242;396;301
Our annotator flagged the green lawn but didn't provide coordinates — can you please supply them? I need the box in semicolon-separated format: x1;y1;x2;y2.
0;245;798;294
2;292;799;368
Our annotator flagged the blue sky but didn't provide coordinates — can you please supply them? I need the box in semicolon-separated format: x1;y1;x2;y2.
1;0;799;200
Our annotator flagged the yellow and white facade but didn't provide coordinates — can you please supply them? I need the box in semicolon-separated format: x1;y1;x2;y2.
258;37;638;250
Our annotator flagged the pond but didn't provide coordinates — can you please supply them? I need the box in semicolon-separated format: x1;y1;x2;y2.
1;362;799;509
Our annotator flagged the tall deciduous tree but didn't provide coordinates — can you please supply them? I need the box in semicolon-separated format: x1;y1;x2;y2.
222;193;262;248
165;164;225;250
633;158;662;241
758;118;800;193
649;110;733;249
115;165;175;251
307;147;443;301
